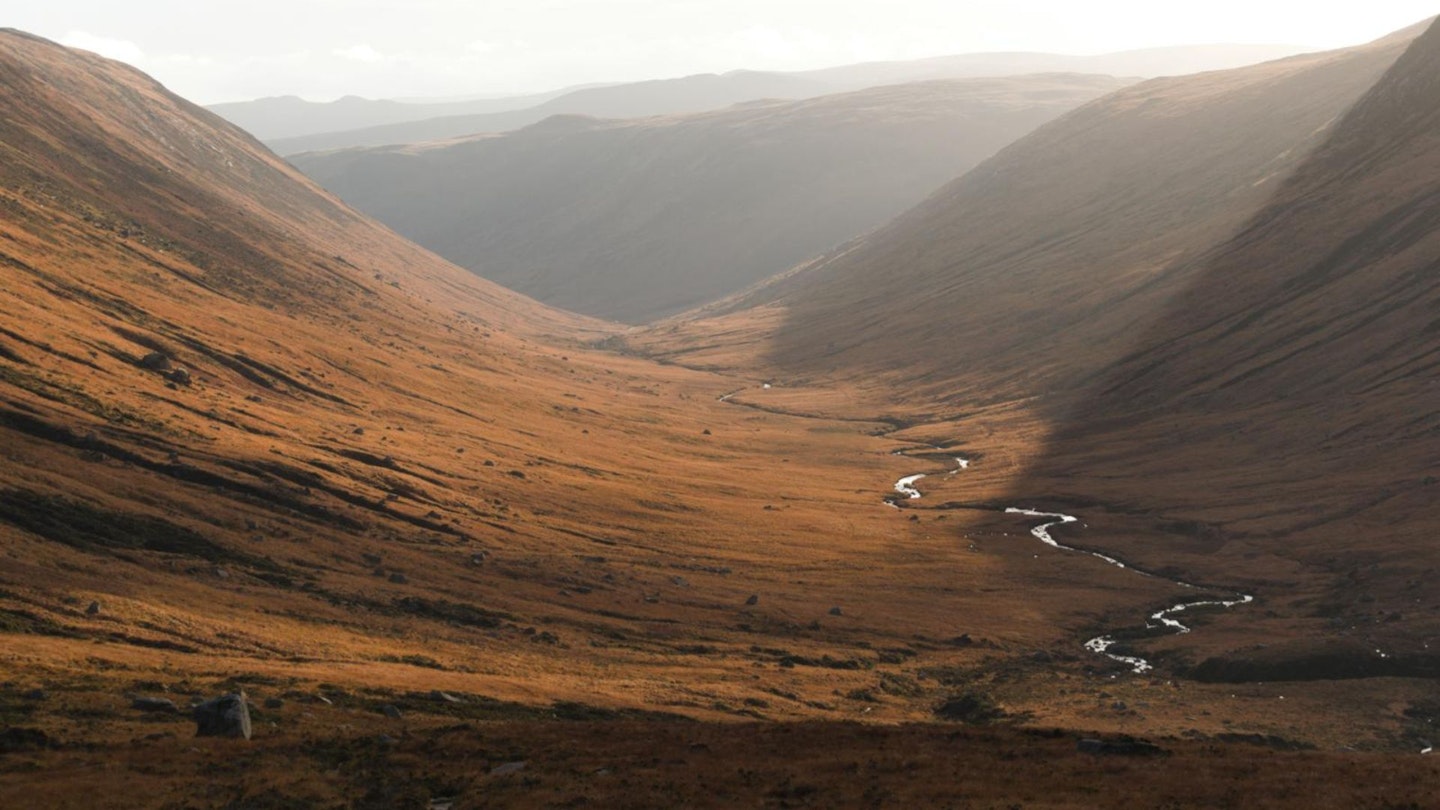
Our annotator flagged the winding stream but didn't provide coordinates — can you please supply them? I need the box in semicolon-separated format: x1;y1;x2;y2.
713;385;1252;675
893;450;1252;674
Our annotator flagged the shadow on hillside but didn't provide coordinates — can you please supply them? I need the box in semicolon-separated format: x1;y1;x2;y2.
1005;18;1440;680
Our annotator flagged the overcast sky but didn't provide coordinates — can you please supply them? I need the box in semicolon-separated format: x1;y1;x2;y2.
10;1;1437;104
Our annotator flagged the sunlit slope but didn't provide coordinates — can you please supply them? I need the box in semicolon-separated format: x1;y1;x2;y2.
293;75;1128;323
0;30;1076;723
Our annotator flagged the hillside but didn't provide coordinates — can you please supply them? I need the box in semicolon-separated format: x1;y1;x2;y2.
1;28;993;722
642;25;1421;395
639;19;1440;682
1013;15;1440;681
4;25;1440;807
293;74;1129;323
2;27;1302;770
262;44;1303;155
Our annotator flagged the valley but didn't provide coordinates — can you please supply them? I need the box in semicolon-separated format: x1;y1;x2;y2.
1;12;1438;808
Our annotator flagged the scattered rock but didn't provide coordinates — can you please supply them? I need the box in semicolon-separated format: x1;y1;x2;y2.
1077;737;1166;756
140;352;171;371
388;572;409;585
934;692;1004;725
490;761;527;776
193;692;251;739
745;594;759;606
86;601;101;616
166;367;192;386
828;606;843;617
381;704;403;719
0;727;50;753
133;696;179;713
702;429;712;435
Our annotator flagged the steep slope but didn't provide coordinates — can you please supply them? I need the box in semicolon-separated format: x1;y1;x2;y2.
642;27;1421;398
0;29;587;339
1011;16;1440;679
266;44;1305;155
294;74;1129;323
0;28;1110;739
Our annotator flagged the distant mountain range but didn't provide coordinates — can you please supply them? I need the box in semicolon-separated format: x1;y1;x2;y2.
217;44;1306;154
292;74;1129;323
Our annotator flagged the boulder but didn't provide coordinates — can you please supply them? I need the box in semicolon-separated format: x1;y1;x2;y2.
133;696;179;713
86;601;101;616
1076;737;1166;756
745;594;759;606
140;352;171;371
166;367;192;386
193;692;251;739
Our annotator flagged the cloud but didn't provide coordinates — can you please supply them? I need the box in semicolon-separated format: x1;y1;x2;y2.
59;31;146;65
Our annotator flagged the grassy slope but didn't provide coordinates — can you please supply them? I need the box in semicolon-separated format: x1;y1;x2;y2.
637;27;1419;395
634;21;1440;699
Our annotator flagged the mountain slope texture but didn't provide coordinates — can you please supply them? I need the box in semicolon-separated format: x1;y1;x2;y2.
294;74;1128;323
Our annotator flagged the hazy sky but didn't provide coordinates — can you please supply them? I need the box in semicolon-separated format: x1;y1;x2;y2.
11;1;1437;104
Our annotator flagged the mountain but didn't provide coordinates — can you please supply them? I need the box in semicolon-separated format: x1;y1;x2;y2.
206;86;587;141
263;44;1306;155
1015;16;1440;681
5;24;1440;805
798;43;1309;86
267;70;837;154
0;27;1106;746
644;25;1421;394
292;74;1130;323
641;19;1439;679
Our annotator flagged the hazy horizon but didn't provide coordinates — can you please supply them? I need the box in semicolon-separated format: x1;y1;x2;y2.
10;1;1437;104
